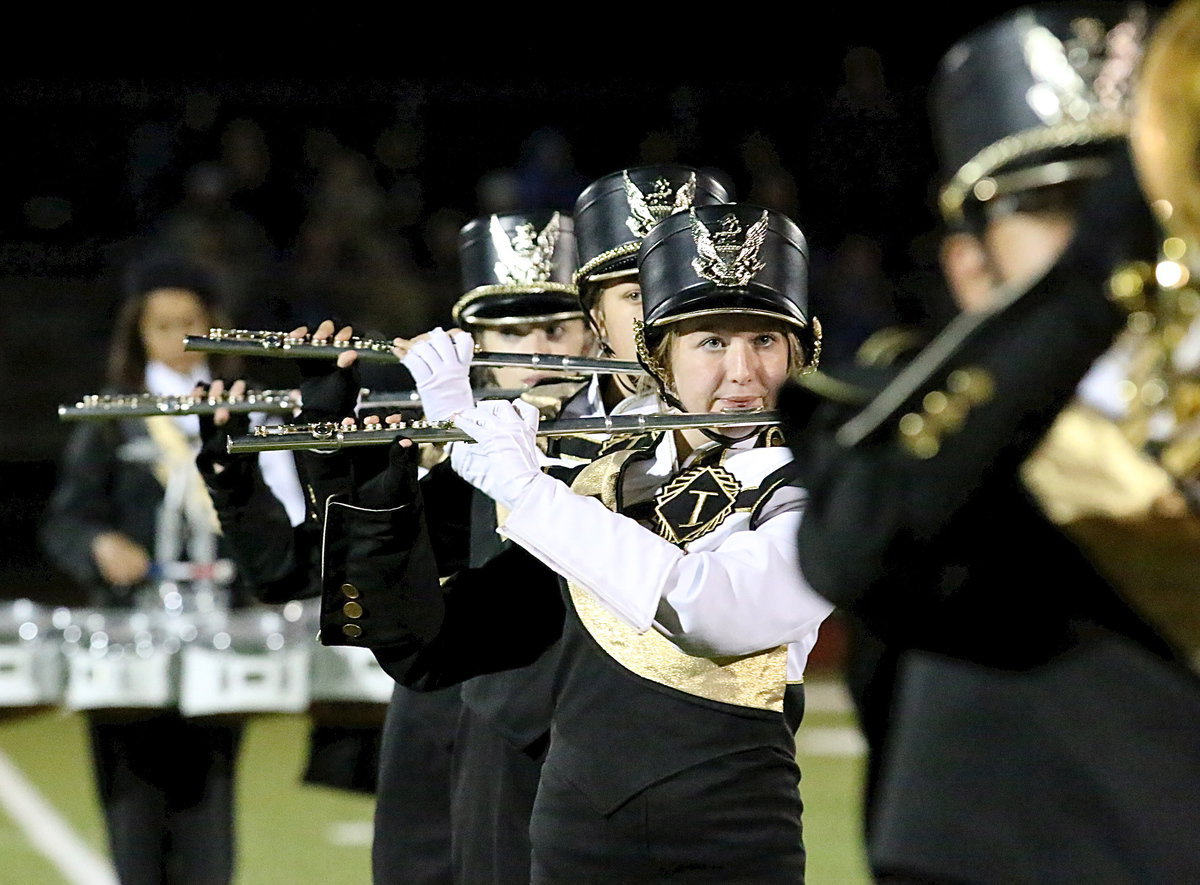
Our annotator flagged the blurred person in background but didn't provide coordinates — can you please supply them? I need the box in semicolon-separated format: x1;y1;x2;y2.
39;254;302;885
780;4;1200;881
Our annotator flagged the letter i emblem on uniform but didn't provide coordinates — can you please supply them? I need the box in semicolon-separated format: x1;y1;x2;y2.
653;465;741;545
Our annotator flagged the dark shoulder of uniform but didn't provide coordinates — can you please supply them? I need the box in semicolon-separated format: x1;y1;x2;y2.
780;324;931;441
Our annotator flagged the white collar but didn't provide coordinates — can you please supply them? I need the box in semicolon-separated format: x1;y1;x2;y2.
144;361;211;397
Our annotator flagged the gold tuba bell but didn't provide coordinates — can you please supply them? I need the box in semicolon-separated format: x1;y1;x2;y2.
1021;0;1200;668
1108;0;1200;482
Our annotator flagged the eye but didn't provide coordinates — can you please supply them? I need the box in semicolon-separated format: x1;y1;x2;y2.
699;336;725;350
544;324;566;340
755;333;781;347
625;289;642;304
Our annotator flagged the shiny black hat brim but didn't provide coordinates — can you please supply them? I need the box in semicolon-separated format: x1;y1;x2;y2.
452;289;583;327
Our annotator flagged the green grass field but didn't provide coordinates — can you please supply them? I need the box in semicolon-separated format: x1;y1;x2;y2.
0;678;870;884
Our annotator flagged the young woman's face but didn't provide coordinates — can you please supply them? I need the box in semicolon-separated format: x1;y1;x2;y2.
668;315;792;414
590;278;642;362
139;288;210;374
478;318;590;388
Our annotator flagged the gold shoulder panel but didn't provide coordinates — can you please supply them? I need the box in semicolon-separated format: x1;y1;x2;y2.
518;380;589;419
569;448;643;510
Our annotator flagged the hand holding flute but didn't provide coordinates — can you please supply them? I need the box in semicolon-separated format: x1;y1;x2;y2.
194;378;256;485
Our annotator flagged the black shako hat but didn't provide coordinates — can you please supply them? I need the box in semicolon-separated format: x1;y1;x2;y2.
451;211;581;328
932;2;1151;228
572;166;732;300
635;203;820;376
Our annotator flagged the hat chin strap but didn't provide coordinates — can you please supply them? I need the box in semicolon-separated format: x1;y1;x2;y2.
633;318;677;405
697;424;761;446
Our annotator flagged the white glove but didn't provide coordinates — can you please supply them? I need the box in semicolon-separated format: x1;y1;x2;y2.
400;328;476;422
450;399;546;510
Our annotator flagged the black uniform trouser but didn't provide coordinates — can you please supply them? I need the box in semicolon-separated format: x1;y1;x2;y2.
372;683;461;885
450;704;546;884
87;711;242;885
530;746;806;885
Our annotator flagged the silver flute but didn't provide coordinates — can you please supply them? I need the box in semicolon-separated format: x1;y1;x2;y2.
185;328;647;375
57;388;529;421
59;390;301;420
226;411;783;453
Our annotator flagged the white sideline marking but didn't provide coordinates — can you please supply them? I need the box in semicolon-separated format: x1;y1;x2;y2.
803;679;853;714
0;748;117;885
326;820;373;847
798;725;866;757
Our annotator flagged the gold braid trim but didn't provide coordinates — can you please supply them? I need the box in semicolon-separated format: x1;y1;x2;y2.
572;242;640;285
451;283;580;323
803;316;822;375
938;116;1129;226
633;318;670;391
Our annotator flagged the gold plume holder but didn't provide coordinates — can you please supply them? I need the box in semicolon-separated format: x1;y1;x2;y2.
226;410;782;454
184;328;647;376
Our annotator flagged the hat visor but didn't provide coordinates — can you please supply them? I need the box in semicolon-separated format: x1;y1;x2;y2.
452;289;582;326
646;285;809;330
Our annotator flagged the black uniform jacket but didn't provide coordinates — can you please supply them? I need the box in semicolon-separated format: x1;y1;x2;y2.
321;428;809;816
780;228;1200;883
43;402;254;609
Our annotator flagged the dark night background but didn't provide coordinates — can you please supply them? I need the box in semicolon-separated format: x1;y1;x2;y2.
0;4;1096;603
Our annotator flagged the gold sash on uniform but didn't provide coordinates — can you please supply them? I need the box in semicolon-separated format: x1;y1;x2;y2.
142;416;221;533
564;443;789;712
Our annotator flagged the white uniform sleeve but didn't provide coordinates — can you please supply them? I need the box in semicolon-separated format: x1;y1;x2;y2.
257;449;307;527
499;472;834;657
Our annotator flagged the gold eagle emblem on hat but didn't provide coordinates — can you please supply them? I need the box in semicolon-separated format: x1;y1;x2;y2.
491;213;561;285
623;171;697;237
690;209;769;286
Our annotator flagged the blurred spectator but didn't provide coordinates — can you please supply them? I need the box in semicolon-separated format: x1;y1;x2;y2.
126;91;223;232
477;168;521;215
807;46;927;250
218;117;298;252
283;146;433;337
639;130;680;165
374;120;427;232
811;233;900;367
741;131;800;218
514;127;588;212
421;206;472;327
141;161;279;326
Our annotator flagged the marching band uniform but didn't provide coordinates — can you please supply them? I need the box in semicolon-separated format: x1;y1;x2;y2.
200;209;588;885
44;365;246;885
402;174;728;883
779;6;1200;882
199;350;464;885
425;209;585;884
41;257;304;885
410;172;730;882
321;203;832;883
